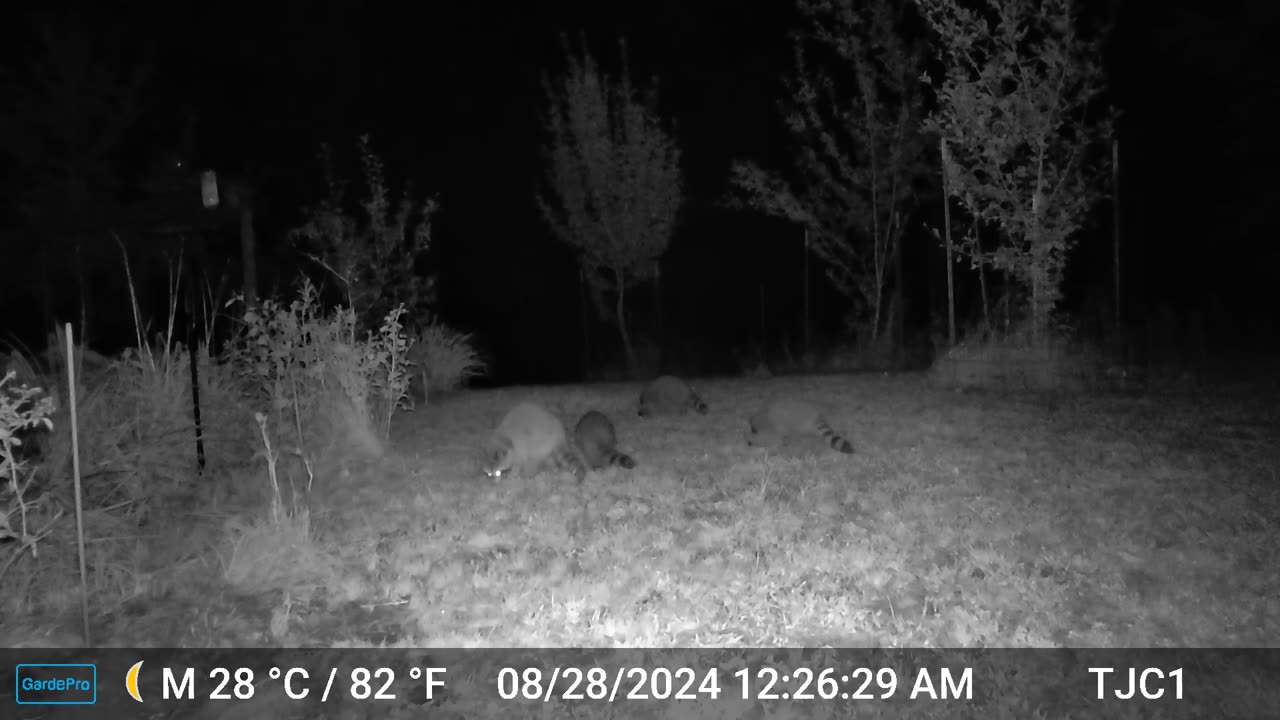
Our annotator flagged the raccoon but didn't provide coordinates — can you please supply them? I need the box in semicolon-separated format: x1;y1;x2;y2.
573;410;637;470
638;375;709;417
482;402;586;482
747;398;854;454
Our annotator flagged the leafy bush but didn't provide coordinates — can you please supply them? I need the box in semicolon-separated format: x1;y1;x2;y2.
1;370;57;572
229;276;415;459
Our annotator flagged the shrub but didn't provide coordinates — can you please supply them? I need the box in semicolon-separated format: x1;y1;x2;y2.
289;135;439;332
928;319;1113;393
1;370;57;575
229;276;415;459
406;319;485;403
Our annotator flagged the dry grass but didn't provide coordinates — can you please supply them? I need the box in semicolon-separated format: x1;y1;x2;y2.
0;339;255;631
371;374;1279;648
3;371;1277;654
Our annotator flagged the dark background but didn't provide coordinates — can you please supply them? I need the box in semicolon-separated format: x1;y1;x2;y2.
1;0;1276;386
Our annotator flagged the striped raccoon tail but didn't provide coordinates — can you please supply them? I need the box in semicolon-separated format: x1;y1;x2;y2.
610;451;637;470
817;422;855;454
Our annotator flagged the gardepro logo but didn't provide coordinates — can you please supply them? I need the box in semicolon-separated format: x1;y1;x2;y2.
15;663;97;705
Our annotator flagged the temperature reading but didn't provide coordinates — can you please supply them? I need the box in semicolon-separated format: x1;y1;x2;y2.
181;665;447;703
350;667;397;700
209;668;255;700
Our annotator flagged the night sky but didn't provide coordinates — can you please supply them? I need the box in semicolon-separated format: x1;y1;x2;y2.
1;0;1277;385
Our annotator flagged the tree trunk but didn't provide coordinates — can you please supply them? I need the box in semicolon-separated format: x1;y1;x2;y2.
1112;139;1121;329
75;241;88;347
1030;267;1045;347
942;139;956;348
978;254;990;337
239;206;258;311
1003;268;1011;336
614;268;636;375
759;283;767;352
652;265;665;369
870;269;883;343
945;213;956;348
580;266;592;377
869;141;883;345
40;244;53;339
802;226;811;357
893;221;904;358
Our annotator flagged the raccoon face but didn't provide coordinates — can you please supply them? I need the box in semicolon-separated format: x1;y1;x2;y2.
482;447;512;479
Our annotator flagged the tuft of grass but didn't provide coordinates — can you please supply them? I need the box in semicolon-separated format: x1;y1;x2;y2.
407;320;486;400
219;509;340;594
1;504;145;622
42;340;251;506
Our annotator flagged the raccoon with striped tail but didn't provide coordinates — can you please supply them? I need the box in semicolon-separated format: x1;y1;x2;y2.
747;398;854;454
482;402;587;482
573;410;637;471
637;375;708;417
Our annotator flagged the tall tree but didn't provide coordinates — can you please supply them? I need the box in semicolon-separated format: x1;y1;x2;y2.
729;0;927;348
915;0;1113;345
538;36;684;374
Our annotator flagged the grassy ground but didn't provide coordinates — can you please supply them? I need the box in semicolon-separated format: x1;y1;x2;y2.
5;372;1279;650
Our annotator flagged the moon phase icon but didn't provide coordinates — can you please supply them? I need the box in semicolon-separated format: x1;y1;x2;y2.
126;661;145;702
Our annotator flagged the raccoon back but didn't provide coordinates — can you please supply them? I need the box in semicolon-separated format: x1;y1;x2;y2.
574;410;637;470
748;398;854;454
638;375;708;417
